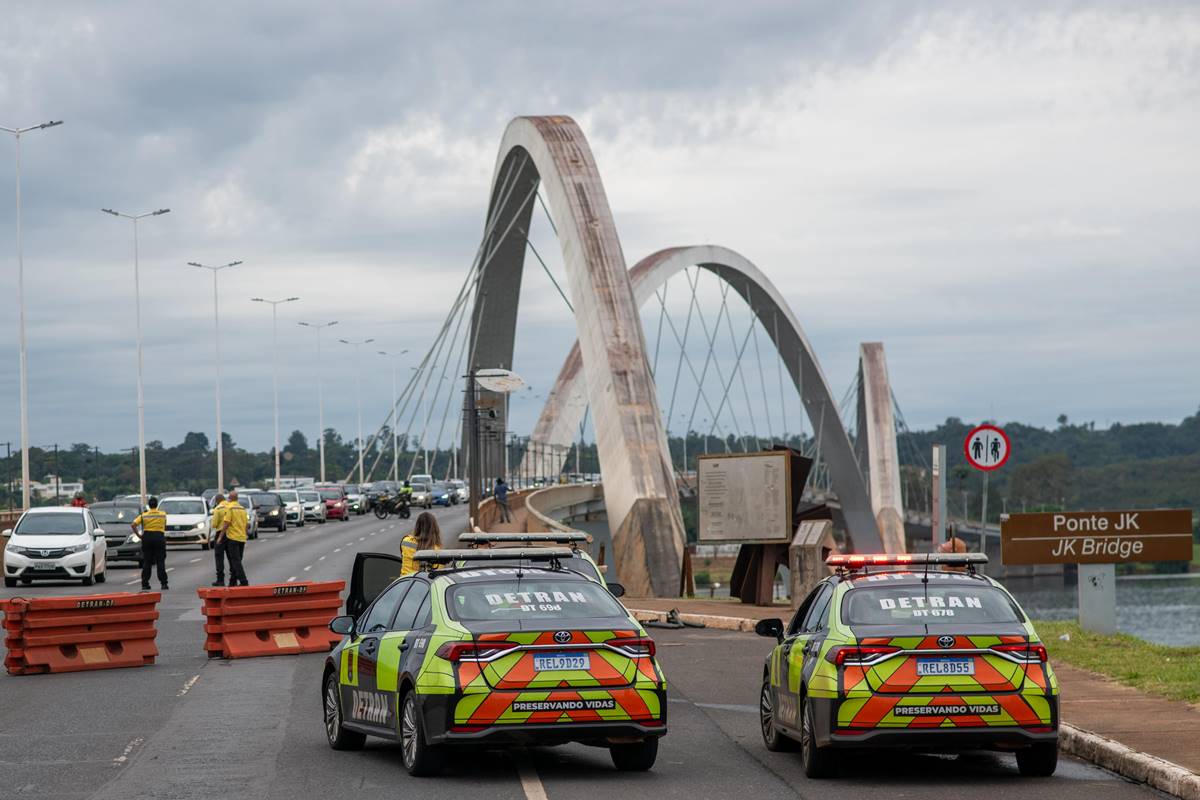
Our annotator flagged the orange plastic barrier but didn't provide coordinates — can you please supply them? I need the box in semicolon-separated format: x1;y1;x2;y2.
1;593;160;675
197;581;345;659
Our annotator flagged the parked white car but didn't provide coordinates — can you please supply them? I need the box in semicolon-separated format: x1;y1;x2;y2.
3;506;108;587
158;496;211;549
276;490;306;527
298;490;327;524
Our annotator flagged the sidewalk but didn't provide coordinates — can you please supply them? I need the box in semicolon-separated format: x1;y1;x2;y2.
626;597;1200;783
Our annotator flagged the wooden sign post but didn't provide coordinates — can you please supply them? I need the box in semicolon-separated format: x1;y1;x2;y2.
1001;509;1193;633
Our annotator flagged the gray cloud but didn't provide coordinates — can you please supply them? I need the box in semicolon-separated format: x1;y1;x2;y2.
0;0;1197;457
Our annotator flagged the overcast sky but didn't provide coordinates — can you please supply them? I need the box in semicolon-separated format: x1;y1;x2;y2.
1;0;1197;456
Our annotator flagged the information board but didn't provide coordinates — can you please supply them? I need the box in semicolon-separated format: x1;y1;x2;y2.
697;451;792;544
1000;509;1193;565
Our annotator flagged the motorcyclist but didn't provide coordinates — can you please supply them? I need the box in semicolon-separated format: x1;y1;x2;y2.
399;481;413;500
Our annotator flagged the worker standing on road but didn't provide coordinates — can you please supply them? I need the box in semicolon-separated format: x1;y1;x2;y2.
210;493;229;586
131;496;169;592
400;511;442;576
495;477;512;523
216;489;250;587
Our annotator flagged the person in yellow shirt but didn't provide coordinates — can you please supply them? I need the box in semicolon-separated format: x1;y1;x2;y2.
131;496;169;591
216;489;250;586
400;512;443;576
209;493;229;586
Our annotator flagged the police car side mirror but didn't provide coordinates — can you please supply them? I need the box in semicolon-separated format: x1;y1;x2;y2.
607;582;626;598
755;618;784;642
329;615;355;636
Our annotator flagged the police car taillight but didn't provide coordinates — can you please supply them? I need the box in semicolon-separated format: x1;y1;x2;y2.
608;636;656;658
831;645;900;666
991;642;1048;662
436;641;519;661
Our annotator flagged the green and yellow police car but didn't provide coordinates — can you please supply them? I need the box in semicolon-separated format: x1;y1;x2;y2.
755;552;1059;778
322;547;667;776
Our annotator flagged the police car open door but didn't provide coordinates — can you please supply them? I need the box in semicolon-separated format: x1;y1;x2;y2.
347;552;404;618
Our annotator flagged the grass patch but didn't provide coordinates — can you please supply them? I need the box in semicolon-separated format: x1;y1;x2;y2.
1034;620;1200;704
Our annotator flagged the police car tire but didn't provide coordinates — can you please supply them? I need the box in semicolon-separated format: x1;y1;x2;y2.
400;691;444;776
801;695;837;778
1016;741;1058;777
760;675;798;752
324;672;365;751
610;737;658;771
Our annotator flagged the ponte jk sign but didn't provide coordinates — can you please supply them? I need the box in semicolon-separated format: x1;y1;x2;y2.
1000;509;1193;565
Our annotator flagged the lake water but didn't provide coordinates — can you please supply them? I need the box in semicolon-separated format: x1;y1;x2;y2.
1004;573;1200;646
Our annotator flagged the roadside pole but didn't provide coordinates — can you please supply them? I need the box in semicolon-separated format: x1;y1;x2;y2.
467;367;480;529
1077;563;1117;634
931;444;946;548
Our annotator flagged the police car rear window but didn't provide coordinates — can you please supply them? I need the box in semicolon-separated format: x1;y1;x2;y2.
448;578;624;621
842;584;1023;625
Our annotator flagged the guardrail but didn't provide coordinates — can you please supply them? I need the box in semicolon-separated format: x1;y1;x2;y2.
524;483;604;533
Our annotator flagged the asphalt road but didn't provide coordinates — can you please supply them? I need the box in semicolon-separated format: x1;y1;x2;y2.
0;509;1164;800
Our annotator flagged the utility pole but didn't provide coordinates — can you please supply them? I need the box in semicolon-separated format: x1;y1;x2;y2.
467;367;480;527
102;206;171;506
3;119;62;511
931;444;946;547
377;349;408;484
338;336;374;485
189;260;241;491
298;320;337;482
251;296;299;488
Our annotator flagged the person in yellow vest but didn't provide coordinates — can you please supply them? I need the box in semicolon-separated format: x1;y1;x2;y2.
209;493;229;586
216;489;250;586
131;496;169;591
400;512;442;576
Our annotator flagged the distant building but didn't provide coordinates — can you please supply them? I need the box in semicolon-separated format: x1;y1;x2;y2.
27;475;85;500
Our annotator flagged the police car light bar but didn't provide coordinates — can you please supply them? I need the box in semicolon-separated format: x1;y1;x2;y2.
825;552;988;567
458;532;589;545
414;546;576;563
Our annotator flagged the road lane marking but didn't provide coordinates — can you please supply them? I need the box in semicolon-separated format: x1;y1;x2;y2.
318;556;326;561
188;557;201;563
166;567;175;572
517;757;548;800
287;576;297;582
334;548;341;553
125;578;139;585
303;565;312;571
177;674;200;696
113;736;144;766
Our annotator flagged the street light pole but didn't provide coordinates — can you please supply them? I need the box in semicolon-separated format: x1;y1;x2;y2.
102;206;170;505
189;260;241;491
298;321;338;482
3;120;62;511
339;337;374;485
377;349;409;483
251;296;299;489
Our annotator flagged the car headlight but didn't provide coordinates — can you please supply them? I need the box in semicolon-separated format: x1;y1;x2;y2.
65;543;89;554
127;532;141;544
269;509;279;516
4;540;16;551
194;522;206;530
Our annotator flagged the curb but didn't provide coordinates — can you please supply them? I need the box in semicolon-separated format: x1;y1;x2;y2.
1060;723;1200;800
629;608;761;633
630;608;1200;799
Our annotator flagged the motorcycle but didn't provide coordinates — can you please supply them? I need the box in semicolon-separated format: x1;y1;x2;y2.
373;493;412;520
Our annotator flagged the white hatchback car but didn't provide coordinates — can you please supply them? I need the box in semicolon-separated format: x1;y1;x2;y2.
276;490;306;527
158;496;211;549
3;506;108;587
298;490;327;524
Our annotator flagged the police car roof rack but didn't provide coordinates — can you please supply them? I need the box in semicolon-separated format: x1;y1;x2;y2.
458;532;589;550
825;552;989;577
414;546;574;572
